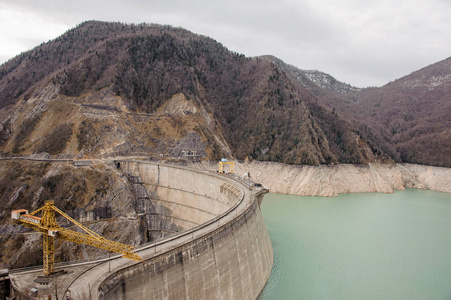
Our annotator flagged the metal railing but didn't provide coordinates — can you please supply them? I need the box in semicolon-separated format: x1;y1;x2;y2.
10;160;257;300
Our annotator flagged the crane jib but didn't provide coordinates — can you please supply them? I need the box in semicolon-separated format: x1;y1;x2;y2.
11;200;142;276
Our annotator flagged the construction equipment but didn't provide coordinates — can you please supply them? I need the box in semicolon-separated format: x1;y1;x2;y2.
218;158;235;174
11;200;142;276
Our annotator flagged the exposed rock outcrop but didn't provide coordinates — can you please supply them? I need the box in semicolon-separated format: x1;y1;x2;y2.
195;161;451;196
0;160;143;269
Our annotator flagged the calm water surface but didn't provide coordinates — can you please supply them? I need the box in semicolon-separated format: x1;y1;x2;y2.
259;189;451;300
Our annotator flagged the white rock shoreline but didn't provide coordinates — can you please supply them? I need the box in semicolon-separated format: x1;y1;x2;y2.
195;161;451;197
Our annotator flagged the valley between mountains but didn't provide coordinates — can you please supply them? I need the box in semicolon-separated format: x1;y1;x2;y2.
0;21;449;270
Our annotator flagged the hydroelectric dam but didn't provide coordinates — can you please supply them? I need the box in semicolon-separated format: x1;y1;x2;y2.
8;161;274;299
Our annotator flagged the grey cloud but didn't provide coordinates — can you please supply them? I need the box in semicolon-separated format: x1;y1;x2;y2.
0;0;450;87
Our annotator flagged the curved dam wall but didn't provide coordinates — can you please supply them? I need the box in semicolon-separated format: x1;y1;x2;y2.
99;161;273;299
126;162;243;231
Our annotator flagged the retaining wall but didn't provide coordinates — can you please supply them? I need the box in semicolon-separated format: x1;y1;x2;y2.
97;161;273;299
125;162;241;227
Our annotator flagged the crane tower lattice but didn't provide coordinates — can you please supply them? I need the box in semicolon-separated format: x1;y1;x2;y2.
11;200;142;276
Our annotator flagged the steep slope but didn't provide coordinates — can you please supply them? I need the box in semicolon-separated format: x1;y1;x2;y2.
262;55;362;95
261;56;378;164
0;20;449;271
268;55;451;167
354;58;451;167
0;20;376;165
0;160;144;269
0;85;231;160
0;21;380;269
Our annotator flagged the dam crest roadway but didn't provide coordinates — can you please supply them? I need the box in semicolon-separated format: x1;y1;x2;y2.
8;160;274;300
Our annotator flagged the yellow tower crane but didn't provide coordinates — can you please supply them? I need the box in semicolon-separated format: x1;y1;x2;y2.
11;200;142;276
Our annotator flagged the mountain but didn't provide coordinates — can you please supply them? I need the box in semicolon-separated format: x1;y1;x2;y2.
354;58;451;167
262;55;362;95
0;20;449;269
0;20;376;165
267;55;451;167
0;21;449;167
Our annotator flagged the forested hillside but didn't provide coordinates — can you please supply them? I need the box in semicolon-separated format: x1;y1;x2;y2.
266;55;451;167
0;20;449;270
0;21;376;165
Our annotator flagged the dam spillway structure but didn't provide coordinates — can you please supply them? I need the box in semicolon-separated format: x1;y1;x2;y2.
9;161;274;300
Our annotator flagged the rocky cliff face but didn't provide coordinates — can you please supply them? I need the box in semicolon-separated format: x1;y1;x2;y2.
1;20;450;271
0;157;199;270
194;161;451;197
1;21;450;166
0;21;379;166
0;159;146;269
0;83;231;160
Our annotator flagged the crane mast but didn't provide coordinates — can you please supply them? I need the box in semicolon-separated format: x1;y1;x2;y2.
12;200;142;276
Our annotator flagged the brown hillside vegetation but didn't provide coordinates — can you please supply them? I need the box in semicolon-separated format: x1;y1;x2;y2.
0;21;449;166
267;55;451;167
0;21;377;165
354;58;451;167
0;20;449;270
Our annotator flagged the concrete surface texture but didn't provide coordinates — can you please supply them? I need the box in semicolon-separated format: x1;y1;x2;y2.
10;161;273;300
98;161;273;299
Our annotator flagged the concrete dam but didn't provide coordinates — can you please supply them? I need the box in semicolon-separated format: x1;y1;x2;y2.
9;161;274;299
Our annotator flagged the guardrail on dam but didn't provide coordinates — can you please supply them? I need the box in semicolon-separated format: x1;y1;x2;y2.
98;161;273;299
9;161;274;300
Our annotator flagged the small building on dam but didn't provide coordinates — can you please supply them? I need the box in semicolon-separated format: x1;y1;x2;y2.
9;161;274;299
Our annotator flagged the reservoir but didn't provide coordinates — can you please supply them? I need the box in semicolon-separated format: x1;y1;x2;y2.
258;189;451;300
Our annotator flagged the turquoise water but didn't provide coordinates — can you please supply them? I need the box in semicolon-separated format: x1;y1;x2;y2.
259;189;451;300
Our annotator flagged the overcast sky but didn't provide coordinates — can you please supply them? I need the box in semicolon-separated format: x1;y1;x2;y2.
0;0;450;87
